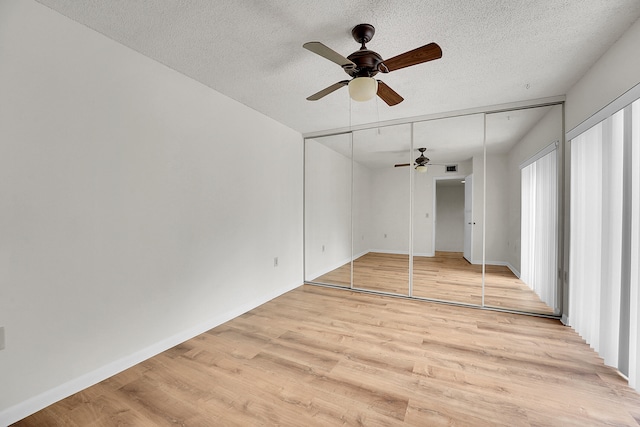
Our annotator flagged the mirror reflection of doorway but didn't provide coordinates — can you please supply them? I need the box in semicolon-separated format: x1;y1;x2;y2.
463;173;473;263
412;176;483;305
435;178;465;255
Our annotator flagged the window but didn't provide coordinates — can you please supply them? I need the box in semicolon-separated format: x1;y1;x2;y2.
569;98;640;390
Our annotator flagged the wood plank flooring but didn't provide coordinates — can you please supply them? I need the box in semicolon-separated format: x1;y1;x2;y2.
313;251;555;315
13;285;640;426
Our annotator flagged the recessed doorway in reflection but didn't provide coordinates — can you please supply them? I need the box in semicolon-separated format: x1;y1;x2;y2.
412;114;484;304
413;179;482;305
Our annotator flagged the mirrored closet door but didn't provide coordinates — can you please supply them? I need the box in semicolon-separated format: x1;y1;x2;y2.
352;124;411;295
412;114;485;305
304;133;353;288
483;105;562;315
303;101;564;317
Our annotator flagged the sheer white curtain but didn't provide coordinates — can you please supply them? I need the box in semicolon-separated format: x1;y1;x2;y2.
520;148;557;311
569;110;624;369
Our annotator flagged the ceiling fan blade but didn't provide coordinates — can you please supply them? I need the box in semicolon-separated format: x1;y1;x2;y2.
306;80;349;101
377;81;404;106
394;163;411;167
303;42;356;69
380;42;442;73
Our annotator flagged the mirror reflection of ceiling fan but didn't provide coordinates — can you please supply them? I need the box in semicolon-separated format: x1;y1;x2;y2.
303;24;442;105
394;148;449;173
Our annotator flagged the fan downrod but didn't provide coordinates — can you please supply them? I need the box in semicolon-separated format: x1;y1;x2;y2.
351;24;375;47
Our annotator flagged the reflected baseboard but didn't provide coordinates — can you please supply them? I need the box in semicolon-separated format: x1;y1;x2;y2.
306;250;369;281
413;252;435;257
506;262;521;278
369;249;410;255
485;260;521;278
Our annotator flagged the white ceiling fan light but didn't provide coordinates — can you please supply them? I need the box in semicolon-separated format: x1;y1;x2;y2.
415;164;428;173
348;77;378;102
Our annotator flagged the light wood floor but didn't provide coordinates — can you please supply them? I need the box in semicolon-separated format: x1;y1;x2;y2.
313;251;555;315
14;285;640;426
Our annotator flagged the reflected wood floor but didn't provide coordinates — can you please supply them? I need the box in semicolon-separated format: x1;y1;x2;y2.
14;285;640;426
314;251;555;315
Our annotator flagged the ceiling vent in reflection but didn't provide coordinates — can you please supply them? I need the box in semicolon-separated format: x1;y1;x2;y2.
445;165;458;173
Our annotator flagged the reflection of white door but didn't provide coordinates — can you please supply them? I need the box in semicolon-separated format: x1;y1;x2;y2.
463;174;473;262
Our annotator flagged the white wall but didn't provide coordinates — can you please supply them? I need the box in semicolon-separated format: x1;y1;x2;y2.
566;17;640;132
471;154;485;263
435;184;465;252
0;1;303;424
370;167;411;253
484;153;509;264
352;161;373;257
413;168;434;256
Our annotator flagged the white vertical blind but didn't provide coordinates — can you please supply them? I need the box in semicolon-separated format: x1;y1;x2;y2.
569;106;634;379
629;99;640;389
600;111;624;367
570;122;603;352
569;111;623;367
520;148;557;311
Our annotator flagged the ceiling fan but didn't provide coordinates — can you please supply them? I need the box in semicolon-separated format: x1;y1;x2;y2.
303;24;442;105
395;148;444;172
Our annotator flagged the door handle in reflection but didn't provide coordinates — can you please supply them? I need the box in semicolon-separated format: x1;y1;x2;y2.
468;222;476;225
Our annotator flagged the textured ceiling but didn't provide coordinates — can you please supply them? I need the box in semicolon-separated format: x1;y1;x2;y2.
35;0;640;135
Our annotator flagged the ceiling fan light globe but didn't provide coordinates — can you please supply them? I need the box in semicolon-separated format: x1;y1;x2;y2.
348;77;378;102
415;164;428;173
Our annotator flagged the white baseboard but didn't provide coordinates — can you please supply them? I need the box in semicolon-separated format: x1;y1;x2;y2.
0;281;300;427
561;314;569;326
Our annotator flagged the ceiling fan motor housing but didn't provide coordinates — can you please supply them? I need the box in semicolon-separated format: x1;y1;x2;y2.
344;24;384;77
416;149;429;165
345;50;383;77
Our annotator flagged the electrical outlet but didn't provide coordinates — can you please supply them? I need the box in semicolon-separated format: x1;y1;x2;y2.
0;327;5;351
322;245;325;252
274;257;278;267
384;233;387;238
